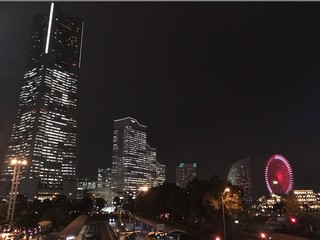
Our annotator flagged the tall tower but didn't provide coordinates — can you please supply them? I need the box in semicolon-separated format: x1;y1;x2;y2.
227;157;252;202
176;163;197;188
146;144;166;187
1;3;84;199
110;117;165;196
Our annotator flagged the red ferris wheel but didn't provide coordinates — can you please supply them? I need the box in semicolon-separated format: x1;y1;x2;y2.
265;154;294;195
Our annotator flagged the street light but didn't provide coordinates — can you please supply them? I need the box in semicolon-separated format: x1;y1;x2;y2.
7;159;27;222
133;186;149;233
222;187;230;240
290;217;297;223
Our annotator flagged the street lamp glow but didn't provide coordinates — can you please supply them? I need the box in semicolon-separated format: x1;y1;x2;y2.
273;180;278;184
11;159;17;165
10;159;27;166
140;186;149;192
222;187;230;240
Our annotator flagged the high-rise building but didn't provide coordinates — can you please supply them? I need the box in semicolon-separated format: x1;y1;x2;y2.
1;3;84;199
110;117;165;196
227;157;252;202
176;163;197;188
97;168;111;188
146;144;166;187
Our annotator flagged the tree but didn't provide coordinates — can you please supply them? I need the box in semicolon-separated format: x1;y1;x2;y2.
0;201;8;224
14;194;29;218
95;198;106;212
15;210;39;228
76;196;93;213
42;207;70;228
224;192;244;219
113;196;120;206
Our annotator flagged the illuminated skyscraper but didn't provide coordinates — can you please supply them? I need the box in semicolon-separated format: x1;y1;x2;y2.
176;163;197;188
1;3;84;199
146;144;166;187
110;117;165;196
227;157;252;202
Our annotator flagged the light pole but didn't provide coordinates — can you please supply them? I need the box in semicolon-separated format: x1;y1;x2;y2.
6;159;27;222
222;187;230;240
133;186;149;234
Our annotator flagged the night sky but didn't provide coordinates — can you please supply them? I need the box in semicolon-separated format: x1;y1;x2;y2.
1;2;320;199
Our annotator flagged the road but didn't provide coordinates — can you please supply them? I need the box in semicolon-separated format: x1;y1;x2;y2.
239;231;313;240
270;233;311;240
101;222;117;240
89;214;117;240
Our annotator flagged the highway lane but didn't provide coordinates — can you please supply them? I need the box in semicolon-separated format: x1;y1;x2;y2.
84;221;116;240
98;222;117;240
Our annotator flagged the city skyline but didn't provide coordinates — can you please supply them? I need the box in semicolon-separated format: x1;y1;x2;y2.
1;2;320;198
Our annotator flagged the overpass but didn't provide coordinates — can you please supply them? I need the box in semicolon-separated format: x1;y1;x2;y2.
56;215;88;240
131;215;182;233
125;215;186;240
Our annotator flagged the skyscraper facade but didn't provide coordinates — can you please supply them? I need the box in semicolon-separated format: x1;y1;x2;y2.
176;162;197;188
146;144;166;187
1;3;84;199
110;117;165;196
97;168;111;189
227;157;252;202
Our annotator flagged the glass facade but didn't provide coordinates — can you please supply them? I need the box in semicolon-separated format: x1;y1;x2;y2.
111;117;165;196
146;144;166;187
227;157;252;202
2;3;83;197
97;168;111;188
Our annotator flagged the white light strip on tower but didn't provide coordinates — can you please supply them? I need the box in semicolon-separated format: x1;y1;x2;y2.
45;2;54;54
79;21;84;68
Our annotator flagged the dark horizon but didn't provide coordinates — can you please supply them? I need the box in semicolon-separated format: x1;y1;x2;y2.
1;2;320;199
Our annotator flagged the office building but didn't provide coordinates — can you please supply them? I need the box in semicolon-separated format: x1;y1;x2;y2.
110;117;165;196
97;168;111;188
176;162;197;188
293;189;320;211
227;157;252;202
146;144;166;187
1;3;84;199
